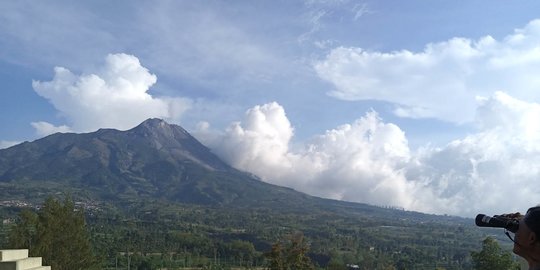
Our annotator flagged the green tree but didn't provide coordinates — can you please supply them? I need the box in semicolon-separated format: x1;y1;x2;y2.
326;257;347;270
8;196;100;270
266;232;315;270
8;209;38;250
470;236;520;270
268;241;285;270
230;240;256;266
137;259;152;270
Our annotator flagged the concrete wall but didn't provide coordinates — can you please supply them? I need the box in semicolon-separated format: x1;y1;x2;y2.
0;249;50;270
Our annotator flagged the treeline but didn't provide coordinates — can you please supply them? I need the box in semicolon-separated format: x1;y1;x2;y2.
0;196;510;269
5;197;100;270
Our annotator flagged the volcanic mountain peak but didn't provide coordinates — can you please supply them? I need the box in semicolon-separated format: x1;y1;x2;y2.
130;118;189;140
0;118;323;207
123;118;230;171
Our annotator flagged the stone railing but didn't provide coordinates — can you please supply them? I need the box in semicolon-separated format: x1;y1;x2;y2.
0;249;51;270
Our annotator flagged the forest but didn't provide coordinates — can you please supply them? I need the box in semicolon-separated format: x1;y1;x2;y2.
0;196;516;270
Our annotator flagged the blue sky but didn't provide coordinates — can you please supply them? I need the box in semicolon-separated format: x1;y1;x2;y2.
2;1;540;216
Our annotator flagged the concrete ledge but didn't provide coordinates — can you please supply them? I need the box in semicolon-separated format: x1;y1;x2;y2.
0;250;29;262
0;250;50;270
0;257;42;270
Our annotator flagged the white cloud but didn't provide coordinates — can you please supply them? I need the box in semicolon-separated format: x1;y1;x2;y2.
352;3;372;21
200;102;419;210
298;9;328;44
295;111;416;208
30;121;72;137
408;91;540;215
32;53;192;133
0;141;20;149
315;19;540;123
206;102;295;178
198;92;540;216
139;2;285;85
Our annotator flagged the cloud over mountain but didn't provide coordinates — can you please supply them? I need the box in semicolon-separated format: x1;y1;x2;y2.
198;102;417;211
199;91;540;216
30;121;71;137
0;140;19;150
31;53;192;135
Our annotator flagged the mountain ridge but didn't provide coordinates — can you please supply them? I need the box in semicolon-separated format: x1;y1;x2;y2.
0;118;471;224
0;119;328;209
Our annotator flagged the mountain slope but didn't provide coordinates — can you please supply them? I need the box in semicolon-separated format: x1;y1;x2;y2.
0;119;322;208
0;118;475;226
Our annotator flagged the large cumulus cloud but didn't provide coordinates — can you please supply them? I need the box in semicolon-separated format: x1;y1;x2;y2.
315;19;540;123
207;102;295;177
199;92;540;216
31;53;192;135
409;92;540;215
199;102;418;211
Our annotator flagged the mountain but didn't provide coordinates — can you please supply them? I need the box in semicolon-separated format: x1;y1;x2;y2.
0;118;474;223
0;119;487;269
0;118;327;209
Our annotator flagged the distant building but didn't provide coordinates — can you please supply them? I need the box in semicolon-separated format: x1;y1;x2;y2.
2;219;14;225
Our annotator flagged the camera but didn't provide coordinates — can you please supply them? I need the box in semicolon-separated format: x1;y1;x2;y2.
475;214;519;233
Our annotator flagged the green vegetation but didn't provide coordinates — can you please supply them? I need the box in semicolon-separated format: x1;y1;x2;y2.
7;197;99;270
0;196;520;269
267;232;315;270
470;237;520;270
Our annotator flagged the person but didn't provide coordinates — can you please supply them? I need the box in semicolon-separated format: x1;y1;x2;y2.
503;206;540;270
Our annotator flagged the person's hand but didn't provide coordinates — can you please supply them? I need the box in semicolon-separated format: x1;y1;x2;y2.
496;212;523;219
